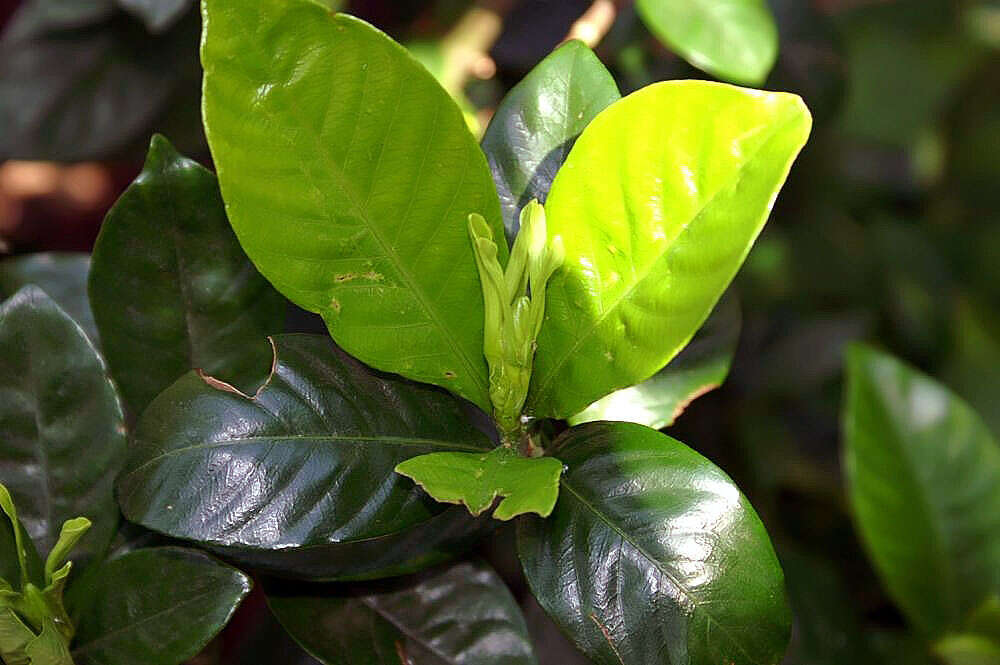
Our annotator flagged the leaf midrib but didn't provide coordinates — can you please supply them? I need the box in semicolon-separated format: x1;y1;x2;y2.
532;109;797;411
559;479;762;665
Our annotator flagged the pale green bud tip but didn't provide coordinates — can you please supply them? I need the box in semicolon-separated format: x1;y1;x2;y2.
468;213;493;240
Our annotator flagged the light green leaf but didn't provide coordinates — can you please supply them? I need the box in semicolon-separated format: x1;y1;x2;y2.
481;39;620;244
635;0;779;86
0;607;34;665
934;634;1000;665
844;344;1000;636
570;291;739;429
44;518;90;586
24;617;72;665
529;81;810;418
202;0;505;412
396;447;563;521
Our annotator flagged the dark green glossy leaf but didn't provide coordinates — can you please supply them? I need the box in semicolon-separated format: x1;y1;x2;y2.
570;292;740;429
89;135;285;416
517;421;789;665
529;81;810;418
0;7;201;161
395;447;563;520
844;344;1000;636
481;39;619;244
268;560;537;665
0;253;97;346
0;287;125;569
117;0;192;32
635;0;778;85
202;0;505;412
117;334;492;580
70;547;250;665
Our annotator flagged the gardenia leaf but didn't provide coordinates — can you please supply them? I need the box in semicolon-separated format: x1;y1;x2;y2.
23;618;72;665
202;0;505;412
844;344;1000;636
0;607;34;665
529;80;810;419
0;287;125;570
0;3;201;161
89;134;286;415
117;334;492;581
518;421;790;665
570;292;740;429
635;0;779;86
268;560;538;665
395;447;563;520
0;253;98;346
481;39;620;244
70;547;250;665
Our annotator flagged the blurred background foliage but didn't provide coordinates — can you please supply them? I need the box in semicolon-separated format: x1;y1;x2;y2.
0;0;997;663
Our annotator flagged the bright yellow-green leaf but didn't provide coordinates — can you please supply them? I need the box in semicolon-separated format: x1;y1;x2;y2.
201;1;505;412
529;80;810;418
395;447;564;521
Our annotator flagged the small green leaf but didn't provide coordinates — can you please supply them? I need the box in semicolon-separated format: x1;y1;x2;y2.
0;287;125;571
481;39;620;244
396;447;563;520
70;547;250;665
570;292;740;429
268;560;538;665
844;344;1000;636
635;0;779;86
202;0;505;411
89;134;286;416
44;518;90;586
0;253;98;346
0;607;34;665
518;421;790;665
117;334;492;581
529;81;811;418
24;617;73;665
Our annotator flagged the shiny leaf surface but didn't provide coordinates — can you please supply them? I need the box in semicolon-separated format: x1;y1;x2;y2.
0;253;97;346
0;6;201;161
570;292;740;429
844;344;1000;636
530;81;810;418
518;421;790;665
70;547;250;665
88;135;285;416
117;334;492;580
395;447;563;520
268;560;537;665
0;287;125;568
202;0;505;411
481;40;619;244
635;0;779;86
